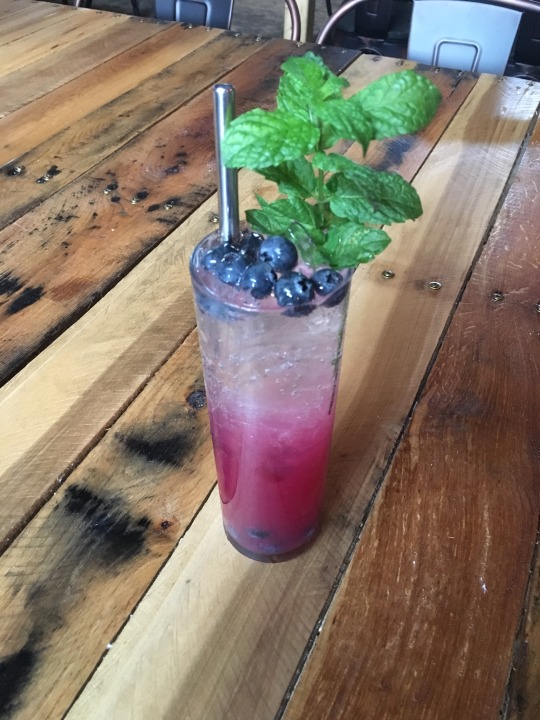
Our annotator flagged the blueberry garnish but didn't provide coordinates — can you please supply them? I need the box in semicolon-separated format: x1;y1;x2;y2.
259;235;298;273
201;243;235;271
274;271;315;306
214;251;249;286
238;232;263;263
240;262;276;299
312;268;343;296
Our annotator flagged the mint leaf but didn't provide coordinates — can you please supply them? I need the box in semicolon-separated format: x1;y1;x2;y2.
258;158;318;199
312;98;374;152
314;153;422;224
322;224;391;267
246;195;325;245
351;70;442;139
222;108;318;169
277;51;349;115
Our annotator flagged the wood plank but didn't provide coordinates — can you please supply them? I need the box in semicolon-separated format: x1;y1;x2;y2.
0;30;268;228
64;74;538;720
0;23;224;163
0;16;169;120
0;0;62;41
0;0;37;20
492;124;540;720
0;205;213;548
282;102;540;720
507;546;540;720
0;9;128;77
0;329;217;720
0;42;354;385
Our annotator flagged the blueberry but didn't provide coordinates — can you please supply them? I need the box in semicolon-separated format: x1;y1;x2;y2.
214;251;249;286
274;272;315;307
259;235;298;272
238;232;263;263
312;268;343;296
322;283;349;308
201;243;235;271
240;262;276;299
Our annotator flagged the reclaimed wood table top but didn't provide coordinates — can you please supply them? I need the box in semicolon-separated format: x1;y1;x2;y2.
1;0;539;718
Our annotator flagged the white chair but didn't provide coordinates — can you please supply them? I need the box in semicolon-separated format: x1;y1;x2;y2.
408;1;522;74
316;0;540;75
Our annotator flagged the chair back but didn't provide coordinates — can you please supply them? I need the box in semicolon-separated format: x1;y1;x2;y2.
155;0;235;28
155;0;301;40
407;0;522;74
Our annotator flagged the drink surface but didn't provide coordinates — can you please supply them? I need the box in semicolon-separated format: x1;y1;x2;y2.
190;233;351;560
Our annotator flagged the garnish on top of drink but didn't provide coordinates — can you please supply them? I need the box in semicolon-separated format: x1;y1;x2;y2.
196;51;441;311
190;54;442;561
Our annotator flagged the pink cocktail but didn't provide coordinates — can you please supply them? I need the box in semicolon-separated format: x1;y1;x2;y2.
190;231;351;561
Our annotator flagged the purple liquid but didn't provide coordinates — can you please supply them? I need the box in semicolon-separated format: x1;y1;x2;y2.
209;404;336;559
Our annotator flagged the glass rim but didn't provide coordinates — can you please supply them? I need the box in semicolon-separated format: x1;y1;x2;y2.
190;231;354;316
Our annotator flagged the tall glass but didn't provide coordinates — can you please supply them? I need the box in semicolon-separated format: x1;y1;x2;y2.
190;232;351;562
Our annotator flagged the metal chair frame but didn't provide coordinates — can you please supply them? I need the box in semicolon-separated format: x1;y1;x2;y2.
316;0;540;46
154;0;302;42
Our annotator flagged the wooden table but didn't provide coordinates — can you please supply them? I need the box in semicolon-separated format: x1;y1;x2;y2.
1;1;539;718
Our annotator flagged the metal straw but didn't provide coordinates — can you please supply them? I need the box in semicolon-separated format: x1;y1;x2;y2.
213;83;240;244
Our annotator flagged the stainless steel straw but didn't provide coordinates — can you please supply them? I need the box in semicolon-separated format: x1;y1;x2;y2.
213;83;240;244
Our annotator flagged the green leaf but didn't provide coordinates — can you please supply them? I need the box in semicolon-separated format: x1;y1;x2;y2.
246;196;324;244
222;108;319;169
322;224;391;267
277;51;349;116
351;70;441;139
314;153;422;224
257;158;318;199
312;98;374;152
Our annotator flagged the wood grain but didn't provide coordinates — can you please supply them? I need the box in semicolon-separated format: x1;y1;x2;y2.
0;28;262;227
0;8;127;77
0;329;217;720
0;23;224;163
0;0;43;19
63;71;537;720
282;96;540;720
0;0;61;41
0;16;168;120
0;41;355;384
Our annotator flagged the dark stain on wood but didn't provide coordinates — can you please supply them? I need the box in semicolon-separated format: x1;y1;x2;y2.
373;135;416;172
0;272;23;296
0;642;38;718
120;432;194;467
6;286;44;315
63;485;150;564
54;213;78;223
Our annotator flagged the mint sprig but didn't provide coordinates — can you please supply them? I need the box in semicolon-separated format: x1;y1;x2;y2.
222;52;441;269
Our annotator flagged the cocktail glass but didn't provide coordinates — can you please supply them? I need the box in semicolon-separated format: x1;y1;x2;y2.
190;230;352;562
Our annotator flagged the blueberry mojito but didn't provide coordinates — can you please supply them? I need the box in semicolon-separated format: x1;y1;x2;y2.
191;230;352;560
190;53;441;560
